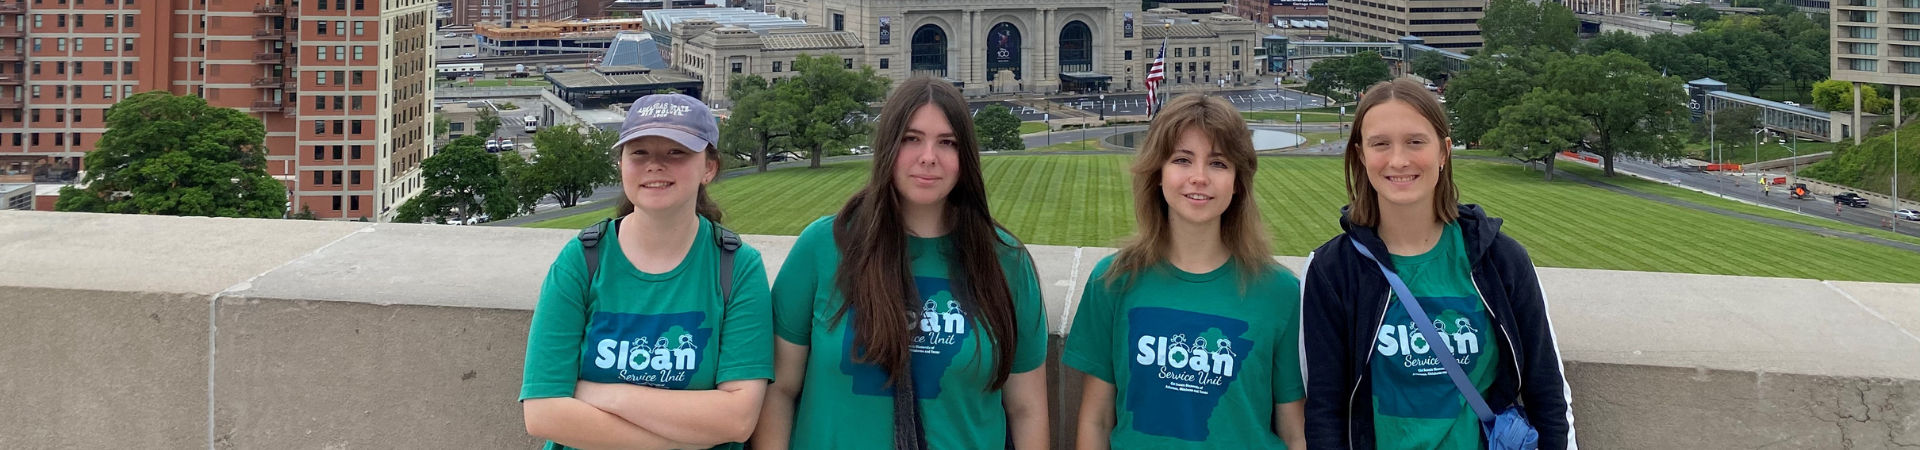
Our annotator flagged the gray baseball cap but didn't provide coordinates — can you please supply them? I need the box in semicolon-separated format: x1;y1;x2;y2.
610;93;718;153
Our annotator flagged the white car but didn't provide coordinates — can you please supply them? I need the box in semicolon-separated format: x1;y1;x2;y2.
1899;209;1920;221
485;139;501;152
444;32;459;38
457;53;477;59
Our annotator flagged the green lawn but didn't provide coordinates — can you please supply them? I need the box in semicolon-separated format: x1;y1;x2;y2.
1243;111;1348;123
1027;138;1106;152
1556;163;1920;247
1019;122;1051;135
527;155;1920;283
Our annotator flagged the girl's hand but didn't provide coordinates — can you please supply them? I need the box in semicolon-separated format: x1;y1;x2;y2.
574;380;622;412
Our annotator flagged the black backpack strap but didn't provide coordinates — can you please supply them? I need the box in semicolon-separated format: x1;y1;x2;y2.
577;218;617;287
711;223;742;303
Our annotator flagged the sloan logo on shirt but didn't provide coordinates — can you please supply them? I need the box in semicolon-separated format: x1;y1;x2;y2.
579;311;712;389
842;276;969;399
1125;307;1253;442
1372;295;1491;419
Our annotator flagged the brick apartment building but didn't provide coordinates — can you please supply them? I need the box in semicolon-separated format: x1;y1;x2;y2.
0;0;437;220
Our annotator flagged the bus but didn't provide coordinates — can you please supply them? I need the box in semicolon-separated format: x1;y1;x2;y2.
523;115;539;133
437;63;484;80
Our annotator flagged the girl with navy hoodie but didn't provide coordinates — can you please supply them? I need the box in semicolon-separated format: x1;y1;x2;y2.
1299;78;1578;450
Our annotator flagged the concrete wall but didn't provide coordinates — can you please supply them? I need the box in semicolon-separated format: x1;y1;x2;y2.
3;210;1918;448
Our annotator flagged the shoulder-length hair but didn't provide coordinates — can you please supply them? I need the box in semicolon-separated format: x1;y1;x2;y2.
1105;93;1274;289
831;76;1022;391
1343;78;1459;228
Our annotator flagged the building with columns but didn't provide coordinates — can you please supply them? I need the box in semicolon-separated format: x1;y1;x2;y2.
659;4;1271;98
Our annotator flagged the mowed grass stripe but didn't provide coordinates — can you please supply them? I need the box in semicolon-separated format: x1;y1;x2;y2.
523;154;1920;283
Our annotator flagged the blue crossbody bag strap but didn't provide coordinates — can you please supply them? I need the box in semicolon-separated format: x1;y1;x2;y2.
1351;240;1498;423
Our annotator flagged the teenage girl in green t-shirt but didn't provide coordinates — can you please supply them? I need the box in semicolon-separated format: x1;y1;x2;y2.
520;94;774;450
1065;93;1309;450
754;77;1051;450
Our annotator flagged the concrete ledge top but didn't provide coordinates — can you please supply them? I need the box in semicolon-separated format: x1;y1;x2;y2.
5;210;1918;380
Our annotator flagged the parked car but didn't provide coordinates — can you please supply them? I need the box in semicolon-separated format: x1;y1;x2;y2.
443;32;458;38
849;145;871;154
1898;209;1920;221
486;139;502;152
457;53;477;59
499;138;516;151
1834;192;1871;208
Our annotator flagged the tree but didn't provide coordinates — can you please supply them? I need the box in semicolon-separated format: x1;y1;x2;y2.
1539;52;1691;176
394;135;507;224
526;123;619;208
973;104;1025;152
1304;51;1391;102
1482;89;1590;181
475;108;502;138
1410;51;1451;84
1708;26;1785;95
434;113;450;139
1581;31;1645;57
1675;3;1720;26
54;91;287;218
1813;79;1892;114
1481;0;1579;54
1647;3;1666;17
1708;105;1763;151
1445;49;1560;145
769;54;891;169
719;74;788;172
497;152;544;216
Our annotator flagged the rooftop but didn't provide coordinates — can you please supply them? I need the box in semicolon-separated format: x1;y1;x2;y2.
642;7;810;34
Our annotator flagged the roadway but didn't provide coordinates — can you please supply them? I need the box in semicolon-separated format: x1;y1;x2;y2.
1606;156;1920;239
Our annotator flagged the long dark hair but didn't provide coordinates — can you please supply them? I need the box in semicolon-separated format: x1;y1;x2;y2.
830;76;1022;392
613;144;725;224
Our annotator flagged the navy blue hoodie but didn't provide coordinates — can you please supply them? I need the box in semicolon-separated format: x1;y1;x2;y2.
1299;204;1577;449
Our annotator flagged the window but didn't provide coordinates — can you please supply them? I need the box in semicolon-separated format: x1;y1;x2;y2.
1232;45;1240;56
124;15;133;28
72;86;80;98
105;14;114;28
879;58;888;69
332;196;341;211
313;145;324;160
1203;47;1210;56
350;145;361;159
1232;60;1240;71
308;171;318;185
103;86;112;98
317;21;327;34
29;133;37;146
121;85;130;98
56;38;64;52
351;96;362;110
53;85;61;98
31;15;39;28
352;71;363;85
29;62;37;75
731;62;742;73
314;120;325;134
122;62;131;74
74;14;82;28
334;71;345;84
1125;50;1133;60
833;13;843;31
1174;48;1182;57
354;22;364;35
54;109;63;122
72;61;80;75
1203;62;1210;72
334;46;344;60
29;109;37;121
353;46;363;60
1188;47;1196;57
354;0;363;10
54;133;62;146
350;171;360;185
318;47;327;60
319;0;327;10
332;120;343;134
333;95;344;109
331;170;342;185
844;58;853;69
102;61;112;74
772;61;782;72
332;145;343;159
124;38;133;51
57;14;64;28
316;71;328;85
105;38;115;52
350;120;362;134
350;196;359;210
54;62;62;74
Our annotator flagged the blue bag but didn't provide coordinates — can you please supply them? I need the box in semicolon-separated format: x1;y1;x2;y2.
1352;240;1539;450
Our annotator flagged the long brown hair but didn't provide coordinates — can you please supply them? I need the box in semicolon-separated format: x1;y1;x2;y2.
1106;93;1274;289
613;144;725;224
1343;78;1459;227
831;76;1022;391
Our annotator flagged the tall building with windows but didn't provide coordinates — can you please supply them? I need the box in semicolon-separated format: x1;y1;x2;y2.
0;0;436;220
1832;0;1920;144
1327;0;1483;49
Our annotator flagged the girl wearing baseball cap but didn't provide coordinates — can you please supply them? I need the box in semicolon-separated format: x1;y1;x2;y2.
521;93;774;450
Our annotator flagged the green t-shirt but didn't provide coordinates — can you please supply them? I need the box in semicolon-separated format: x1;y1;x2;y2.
520;216;775;450
1370;222;1499;450
1063;254;1306;449
770;215;1050;450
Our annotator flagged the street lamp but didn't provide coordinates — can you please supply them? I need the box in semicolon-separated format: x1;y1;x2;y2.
1777;134;1799;213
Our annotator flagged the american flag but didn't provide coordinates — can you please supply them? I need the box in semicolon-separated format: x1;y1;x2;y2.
1145;40;1166;116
